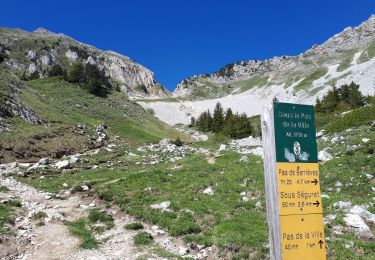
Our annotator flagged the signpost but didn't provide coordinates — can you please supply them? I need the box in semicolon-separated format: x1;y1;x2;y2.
261;102;326;260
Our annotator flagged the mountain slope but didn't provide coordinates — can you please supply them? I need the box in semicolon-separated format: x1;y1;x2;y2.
174;15;375;100
0;27;168;97
138;15;375;125
0;69;183;163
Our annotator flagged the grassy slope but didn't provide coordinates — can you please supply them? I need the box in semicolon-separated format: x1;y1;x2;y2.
12;100;375;259
20;147;268;258
0;77;184;162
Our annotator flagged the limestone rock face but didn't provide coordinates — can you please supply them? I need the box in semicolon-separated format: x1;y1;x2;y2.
173;15;375;100
65;50;78;61
0;27;168;98
0;69;44;130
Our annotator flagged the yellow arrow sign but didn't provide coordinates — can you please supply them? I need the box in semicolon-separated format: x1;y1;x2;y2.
277;162;326;260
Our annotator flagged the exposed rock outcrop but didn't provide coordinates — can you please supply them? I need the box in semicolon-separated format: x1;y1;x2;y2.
0;27;168;98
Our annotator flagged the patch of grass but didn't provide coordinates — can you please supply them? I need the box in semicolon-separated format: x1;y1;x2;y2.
324;106;375;133
214;212;267;253
234;76;268;92
0;199;22;234
358;42;375;63
337;49;357;72
169;213;201;236
66;219;97;249
88;208;114;230
293;67;328;92
0;186;10;192
66;209;115;248
36;221;45;227
0;76;186;162
32;211;47;219
309;86;325;96
134;231;153;246
284;75;302;88
124;222;144;230
325;72;351;87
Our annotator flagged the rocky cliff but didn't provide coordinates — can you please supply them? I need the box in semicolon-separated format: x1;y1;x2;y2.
0;27;168;97
173;15;375;100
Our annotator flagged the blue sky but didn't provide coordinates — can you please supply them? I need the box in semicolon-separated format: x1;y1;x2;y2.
1;1;375;91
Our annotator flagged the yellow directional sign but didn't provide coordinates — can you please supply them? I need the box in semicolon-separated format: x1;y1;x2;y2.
277;163;323;215
277;162;326;260
280;214;326;260
261;102;327;260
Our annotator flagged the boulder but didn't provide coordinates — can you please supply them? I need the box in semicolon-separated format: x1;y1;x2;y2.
203;187;214;196
159;138;171;146
333;201;352;210
316;130;326;138
54;160;70;169
362;138;370;143
86;56;96;65
318;150;333;162
96;125;105;133
242;196;249;202
150;201;171;212
28;63;38;73
38;158;50;165
69;154;80;164
65;50;78;61
349;205;375;224
343;213;374;238
27;163;40;172
239;156;249;163
26;50;37;60
81;185;90;191
218;144;226;151
40;55;50;66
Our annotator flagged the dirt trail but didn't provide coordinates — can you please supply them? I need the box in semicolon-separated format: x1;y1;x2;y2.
0;164;204;260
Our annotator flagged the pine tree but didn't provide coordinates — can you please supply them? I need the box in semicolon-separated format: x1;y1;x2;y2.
189;116;196;127
347;81;365;108
225;108;233;123
206;110;213;132
315;97;322;113
212;102;224;133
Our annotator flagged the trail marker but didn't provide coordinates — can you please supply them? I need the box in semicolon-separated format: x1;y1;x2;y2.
261;102;326;260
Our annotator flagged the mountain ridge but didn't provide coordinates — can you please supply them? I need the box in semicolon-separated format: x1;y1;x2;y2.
0;27;168;98
172;14;375;99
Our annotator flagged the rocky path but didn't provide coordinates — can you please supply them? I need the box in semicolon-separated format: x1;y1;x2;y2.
0;164;202;260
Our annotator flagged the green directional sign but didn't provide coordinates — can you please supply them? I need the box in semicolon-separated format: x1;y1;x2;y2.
273;102;318;163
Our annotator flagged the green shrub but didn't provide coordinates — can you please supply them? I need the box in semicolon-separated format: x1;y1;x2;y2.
98;190;114;202
32;211;47;219
133;231;153;246
146;108;155;115
69;45;89;59
36;221;45;227
124;222;144;230
173;137;183;147
135;84;148;94
66;219;97;249
88;208;114;229
48;64;65;77
0;186;9;192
